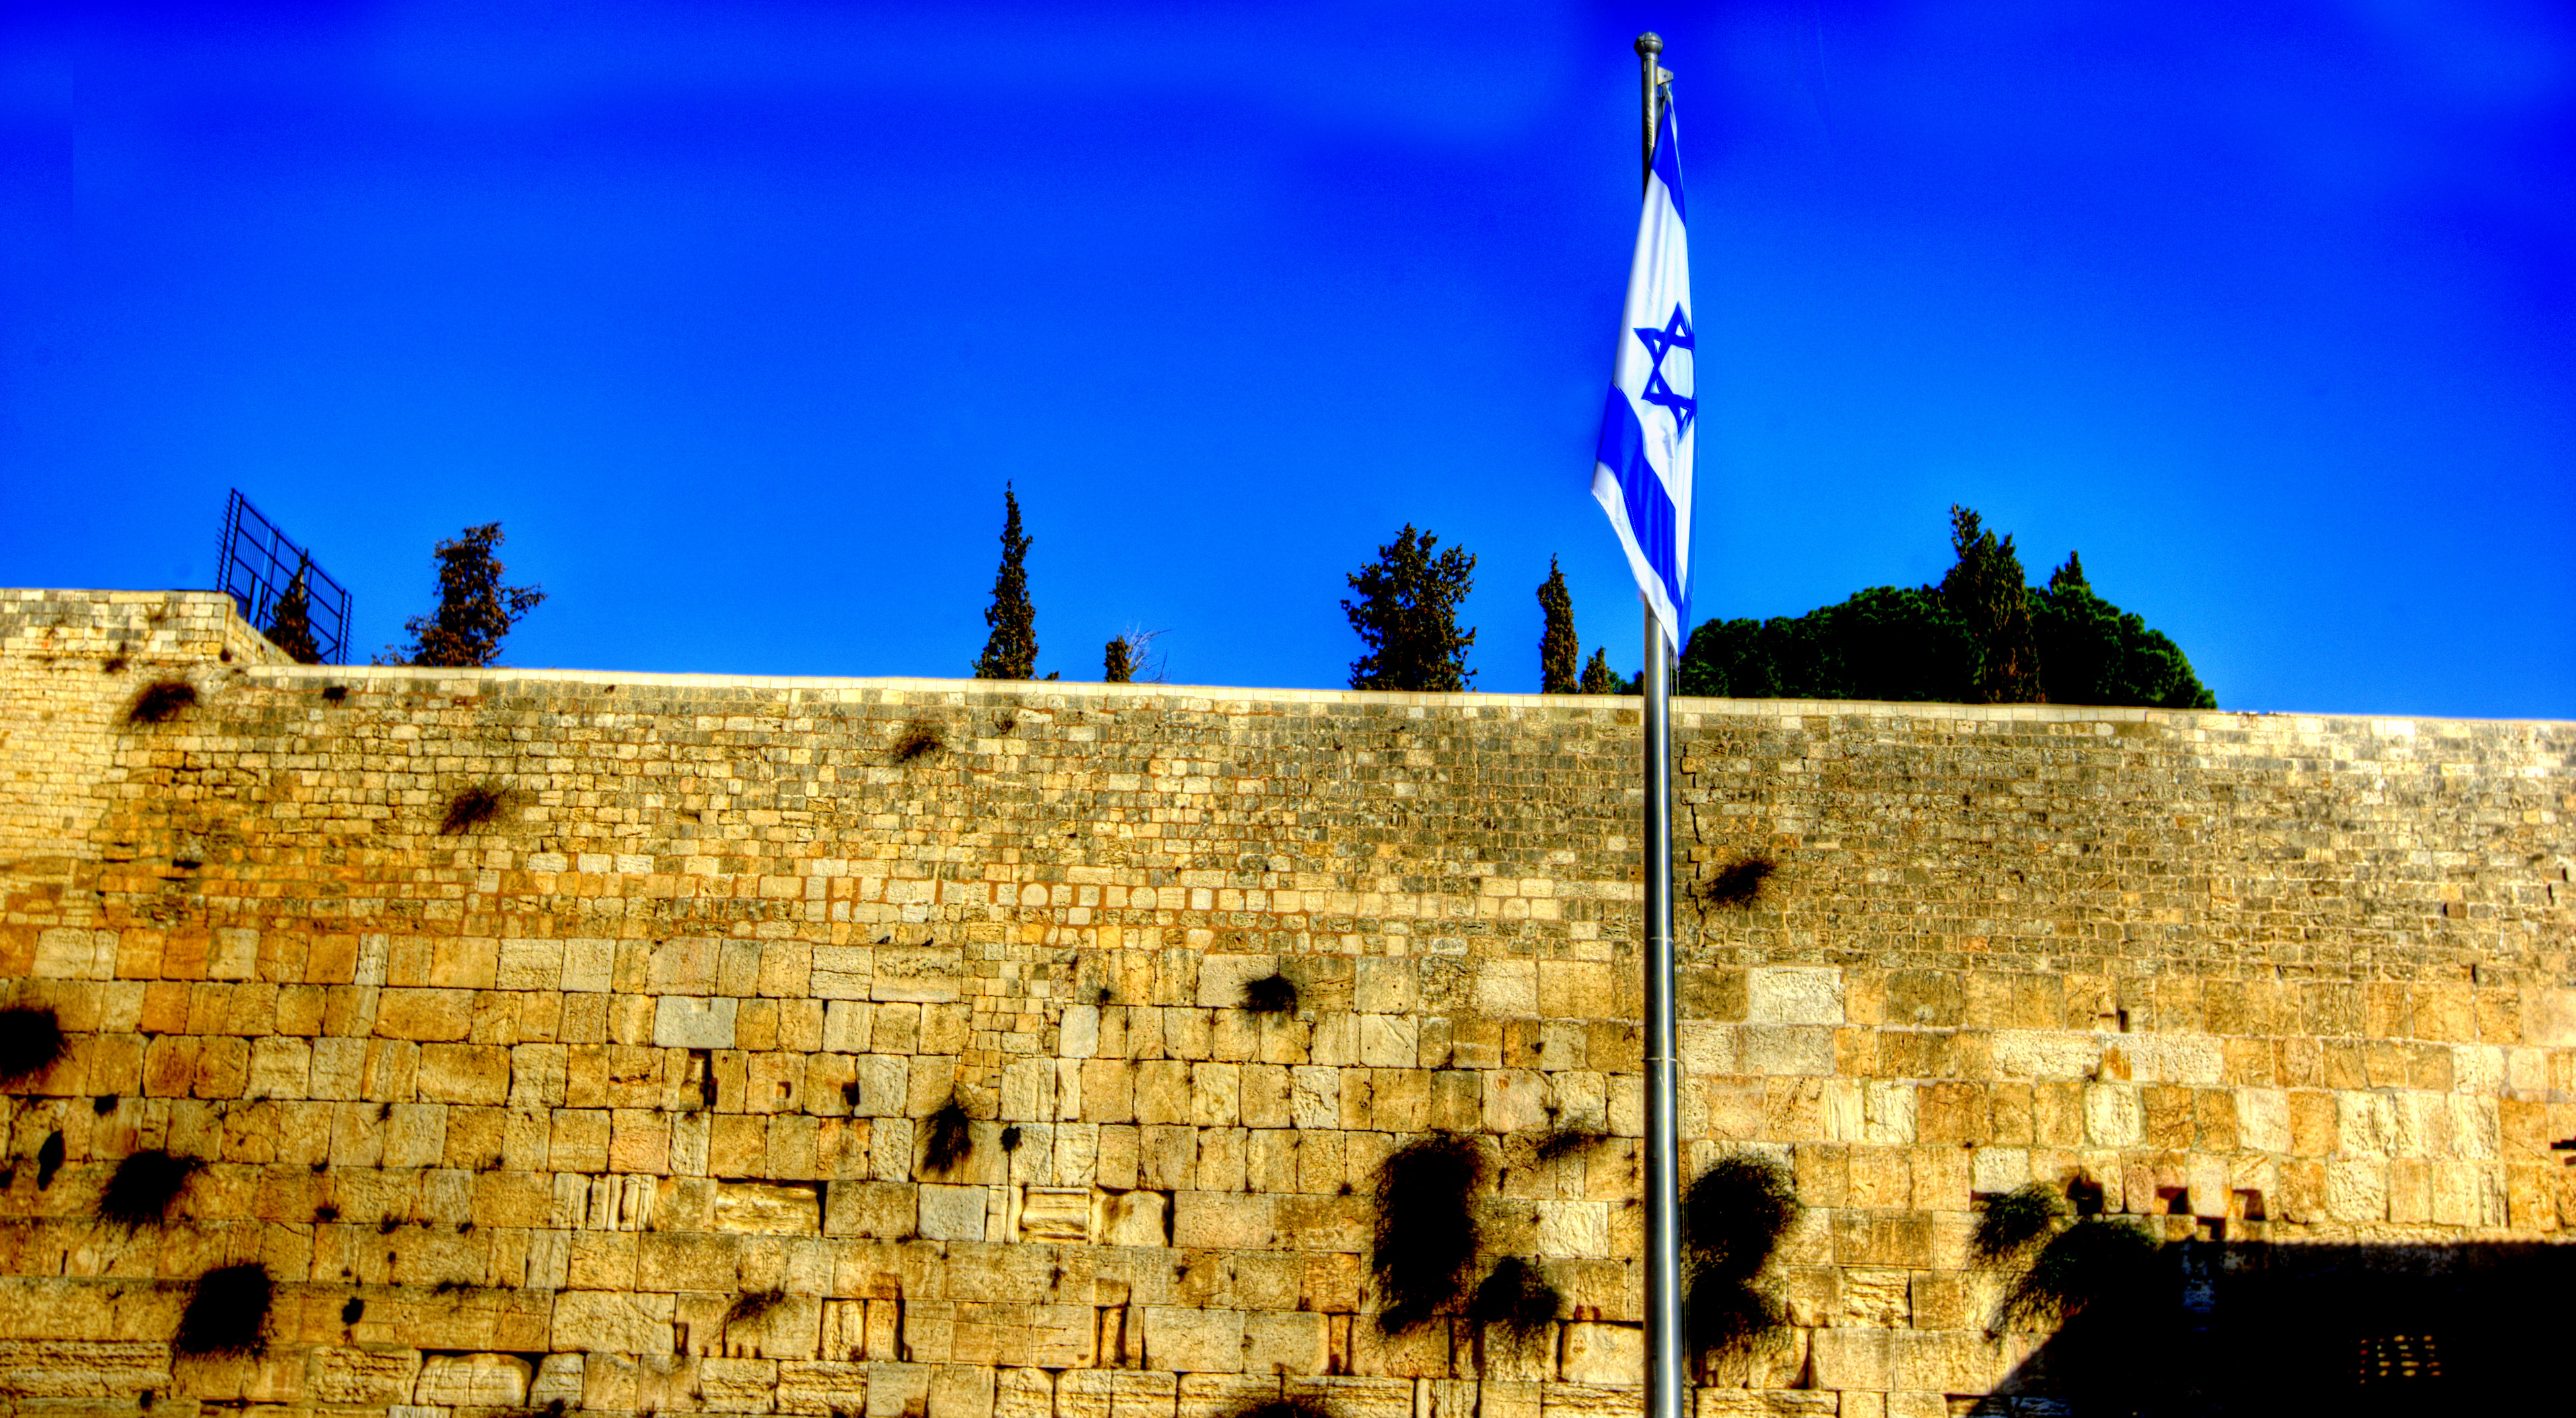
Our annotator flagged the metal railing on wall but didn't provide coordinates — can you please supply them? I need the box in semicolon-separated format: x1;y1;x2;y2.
215;489;352;664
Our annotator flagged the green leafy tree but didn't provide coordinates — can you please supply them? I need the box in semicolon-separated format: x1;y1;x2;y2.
263;559;324;665
2031;553;2215;708
972;485;1038;680
378;522;544;668
1578;648;1625;694
1678;510;2212;709
1537;558;1580;694
1344;524;1477;692
1941;505;2043;704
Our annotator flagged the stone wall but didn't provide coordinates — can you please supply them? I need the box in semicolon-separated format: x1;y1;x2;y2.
0;588;2568;1417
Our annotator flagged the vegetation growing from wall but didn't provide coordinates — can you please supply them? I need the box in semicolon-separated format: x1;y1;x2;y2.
1999;1216;2161;1329
1467;1256;1560;1339
1370;1133;1485;1333
1239;973;1298;1015
97;1149;204;1227
127;681;197;724
1344;525;1477;693
440;783;511;834
378;522;545;668
174;1263;272;1356
1973;1182;2070;1264
0;1006;67;1086
1700;855;1775;908
920;1093;973;1178
1681;1154;1801;1362
1678;506;2213;708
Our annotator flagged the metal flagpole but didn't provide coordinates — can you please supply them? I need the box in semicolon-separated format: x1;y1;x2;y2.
1632;32;1686;1418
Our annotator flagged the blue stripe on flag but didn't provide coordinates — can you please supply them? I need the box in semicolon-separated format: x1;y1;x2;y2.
1595;387;1683;616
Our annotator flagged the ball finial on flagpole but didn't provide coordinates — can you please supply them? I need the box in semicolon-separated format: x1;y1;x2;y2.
1634;32;1663;57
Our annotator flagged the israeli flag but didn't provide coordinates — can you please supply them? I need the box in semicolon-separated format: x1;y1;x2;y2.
1592;98;1694;652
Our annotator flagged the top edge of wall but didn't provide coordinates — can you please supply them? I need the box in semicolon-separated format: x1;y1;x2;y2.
10;588;2571;732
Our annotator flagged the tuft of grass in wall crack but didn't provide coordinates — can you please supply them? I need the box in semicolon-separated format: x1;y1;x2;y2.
98;1150;205;1227
36;1130;65;1190
1467;1256;1560;1340
1998;1216;2161;1330
892;721;946;762
1681;1153;1801;1362
1533;1124;1608;1164
1973;1182;2070;1264
440;782;512;834
1370;1132;1485;1334
0;1005;68;1087
127;681;197;724
920;1093;973;1178
1700;854;1776;908
1240;973;1298;1015
724;1287;787;1332
174;1262;271;1356
1224;1398;1335;1418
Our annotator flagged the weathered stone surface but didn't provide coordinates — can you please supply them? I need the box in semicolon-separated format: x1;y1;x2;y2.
1;588;2569;1418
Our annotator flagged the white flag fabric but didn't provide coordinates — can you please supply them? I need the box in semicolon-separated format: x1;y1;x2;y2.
1591;98;1693;652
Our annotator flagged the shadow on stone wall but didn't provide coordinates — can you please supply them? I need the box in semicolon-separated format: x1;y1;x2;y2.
1977;1238;2571;1415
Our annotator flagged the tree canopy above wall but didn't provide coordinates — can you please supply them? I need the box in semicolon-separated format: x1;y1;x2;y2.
1680;506;2216;710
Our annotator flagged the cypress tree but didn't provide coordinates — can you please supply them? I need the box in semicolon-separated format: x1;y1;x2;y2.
378;523;545;668
263;560;324;665
1103;637;1133;683
1579;648;1624;694
972;485;1038;680
1940;505;2044;704
1537;558;1580;694
1343;524;1477;692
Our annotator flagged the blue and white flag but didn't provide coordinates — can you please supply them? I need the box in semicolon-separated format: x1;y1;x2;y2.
1592;98;1694;652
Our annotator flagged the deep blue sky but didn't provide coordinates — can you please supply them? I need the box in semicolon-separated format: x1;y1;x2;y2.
5;3;2571;715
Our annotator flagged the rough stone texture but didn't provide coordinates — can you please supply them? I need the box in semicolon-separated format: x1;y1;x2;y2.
0;588;2570;1415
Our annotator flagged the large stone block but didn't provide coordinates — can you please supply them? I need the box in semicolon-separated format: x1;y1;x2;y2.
656;994;740;1049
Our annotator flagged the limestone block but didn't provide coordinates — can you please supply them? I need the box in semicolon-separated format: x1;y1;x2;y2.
1560;1322;1643;1384
1360;1015;1418;1068
1990;1030;2099;1081
1181;1374;1283;1418
376;988;473;1041
1101;1188;1169;1246
1739;1027;1834;1077
875;945;963;1003
1061;1005;1101;1059
528;1352;584;1407
921;1184;989;1242
781;1361;872;1416
1242;1310;1328;1375
1173;1192;1278;1250
555;1289;677;1353
1809;1327;1892;1390
415;1352;532;1407
1142;1305;1245;1373
1288;1377;1414;1418
1746;967;1842;1025
1018;1186;1092;1242
1679;1021;1737;1077
1355;957;1420;1015
0;1341;172;1402
714;1179;824;1235
415;1042;510;1104
868;1362;932;1418
1538;1384;1642;1418
656;994;740;1049
1479;960;1538;1016
1485;1068;1548;1132
2125;1033;2225;1085
1060;1368;1179;1418
2082;1084;2142;1147
1197;955;1280;1009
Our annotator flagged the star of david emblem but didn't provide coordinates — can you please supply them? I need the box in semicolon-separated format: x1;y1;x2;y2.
1632;306;1696;439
